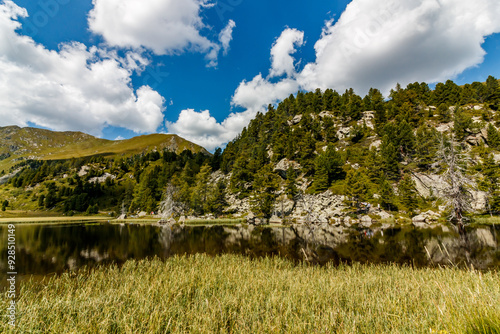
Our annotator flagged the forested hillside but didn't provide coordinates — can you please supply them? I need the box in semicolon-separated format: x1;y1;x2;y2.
220;76;500;220
1;76;500;222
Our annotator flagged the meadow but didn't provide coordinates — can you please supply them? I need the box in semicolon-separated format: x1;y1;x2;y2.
1;254;499;333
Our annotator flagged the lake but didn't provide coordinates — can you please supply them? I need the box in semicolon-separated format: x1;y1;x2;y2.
1;222;499;283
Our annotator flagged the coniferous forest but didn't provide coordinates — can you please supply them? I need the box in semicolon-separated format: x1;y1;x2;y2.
2;76;500;222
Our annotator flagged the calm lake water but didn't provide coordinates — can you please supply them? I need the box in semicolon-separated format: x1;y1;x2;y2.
0;222;499;282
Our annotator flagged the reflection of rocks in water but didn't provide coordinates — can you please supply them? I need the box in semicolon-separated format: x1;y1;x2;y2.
2;223;499;277
80;249;109;262
67;257;77;271
423;228;500;269
161;223;499;269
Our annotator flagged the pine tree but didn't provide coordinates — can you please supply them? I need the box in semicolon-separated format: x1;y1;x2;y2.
251;164;280;217
285;165;298;199
453;108;474;140
208;180;227;217
415;125;439;169
485;75;500;108
478;154;500;215
437;103;451;123
312;154;329;193
380;136;400;180
397;174;418;214
487;124;500;150
38;194;45;208
379;179;396;211
396;119;415;157
345;169;369;207
191;164;212;215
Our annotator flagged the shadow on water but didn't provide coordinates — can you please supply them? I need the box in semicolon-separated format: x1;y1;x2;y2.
0;222;499;283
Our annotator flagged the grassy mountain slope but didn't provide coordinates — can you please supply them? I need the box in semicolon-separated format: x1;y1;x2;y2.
0;126;208;172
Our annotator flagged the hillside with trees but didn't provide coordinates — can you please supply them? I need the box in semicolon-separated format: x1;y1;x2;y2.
1;77;500;227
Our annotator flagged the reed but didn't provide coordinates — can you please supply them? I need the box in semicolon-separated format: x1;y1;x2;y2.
1;254;499;333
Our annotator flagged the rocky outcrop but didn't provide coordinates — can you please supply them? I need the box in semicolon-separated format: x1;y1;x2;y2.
274;159;301;175
358;111;375;129
0;168;21;185
89;173;116;184
289;191;347;223
287;115;302;126
360;215;373;228
412;210;440;228
412;173;487;212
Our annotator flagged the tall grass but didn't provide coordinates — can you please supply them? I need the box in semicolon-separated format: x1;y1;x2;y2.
1;254;499;333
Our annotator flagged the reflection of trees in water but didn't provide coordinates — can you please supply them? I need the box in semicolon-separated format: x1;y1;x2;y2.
0;224;165;275
1;224;498;276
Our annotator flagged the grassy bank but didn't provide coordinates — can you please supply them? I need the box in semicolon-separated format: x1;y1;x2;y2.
1;255;499;333
0;216;111;224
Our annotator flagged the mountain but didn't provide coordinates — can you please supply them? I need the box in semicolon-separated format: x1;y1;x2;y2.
1;76;500;223
0;126;208;171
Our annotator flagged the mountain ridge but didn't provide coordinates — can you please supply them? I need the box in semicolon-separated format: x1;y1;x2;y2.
0;126;209;171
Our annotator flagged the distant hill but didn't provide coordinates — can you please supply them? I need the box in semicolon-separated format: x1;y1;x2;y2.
0;126;209;171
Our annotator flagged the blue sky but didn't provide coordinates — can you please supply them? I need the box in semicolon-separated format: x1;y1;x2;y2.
1;0;500;151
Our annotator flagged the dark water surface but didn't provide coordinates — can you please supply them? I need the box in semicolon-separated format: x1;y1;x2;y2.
1;222;499;283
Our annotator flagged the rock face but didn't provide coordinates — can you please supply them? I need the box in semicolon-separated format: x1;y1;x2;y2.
89;173;116;184
287;115;302;126
412;173;487;212
274;159;301;175
289;191;347;223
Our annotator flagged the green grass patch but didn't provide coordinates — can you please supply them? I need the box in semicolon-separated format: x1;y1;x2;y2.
183;218;247;225
1;254;499;333
0;215;110;224
473;216;500;227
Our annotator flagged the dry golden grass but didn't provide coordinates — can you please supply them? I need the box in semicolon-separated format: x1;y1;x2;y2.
1;254;499;333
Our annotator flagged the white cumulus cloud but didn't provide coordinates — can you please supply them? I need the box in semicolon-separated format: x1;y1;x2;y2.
190;0;500;149
219;19;236;56
165;75;299;150
89;0;235;67
269;28;304;78
298;0;500;95
0;1;165;136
